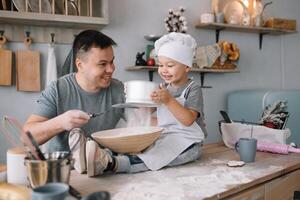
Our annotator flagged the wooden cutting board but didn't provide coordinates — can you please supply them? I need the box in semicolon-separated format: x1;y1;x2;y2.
0;35;12;86
16;37;41;92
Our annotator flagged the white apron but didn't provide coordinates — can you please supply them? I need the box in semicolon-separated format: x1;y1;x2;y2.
138;81;205;170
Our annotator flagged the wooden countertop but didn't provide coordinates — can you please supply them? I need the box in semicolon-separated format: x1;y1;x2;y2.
70;143;300;199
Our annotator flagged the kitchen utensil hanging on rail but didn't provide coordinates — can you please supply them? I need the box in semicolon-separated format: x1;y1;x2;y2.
16;32;41;92
0;31;12;86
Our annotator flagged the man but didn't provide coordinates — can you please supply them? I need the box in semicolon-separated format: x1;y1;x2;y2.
23;30;125;154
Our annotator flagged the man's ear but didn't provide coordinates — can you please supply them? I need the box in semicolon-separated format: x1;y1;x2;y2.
75;58;82;71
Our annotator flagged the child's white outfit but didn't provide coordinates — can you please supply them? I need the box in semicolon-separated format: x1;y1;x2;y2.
138;81;205;170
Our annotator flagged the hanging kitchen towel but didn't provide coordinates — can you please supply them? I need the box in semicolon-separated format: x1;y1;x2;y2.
60;48;76;77
46;43;57;86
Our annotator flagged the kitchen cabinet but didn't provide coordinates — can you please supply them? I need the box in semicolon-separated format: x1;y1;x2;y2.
0;0;108;43
126;66;239;88
195;22;297;50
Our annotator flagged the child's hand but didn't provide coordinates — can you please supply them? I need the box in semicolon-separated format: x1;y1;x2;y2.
151;84;173;105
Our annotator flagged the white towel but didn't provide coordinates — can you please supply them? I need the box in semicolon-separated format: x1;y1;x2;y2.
46;44;57;86
220;122;291;149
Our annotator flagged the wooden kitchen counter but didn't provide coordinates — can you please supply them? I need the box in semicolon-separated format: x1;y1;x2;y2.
70;143;300;199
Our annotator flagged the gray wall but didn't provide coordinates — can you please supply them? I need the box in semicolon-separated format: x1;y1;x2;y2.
1;0;300;161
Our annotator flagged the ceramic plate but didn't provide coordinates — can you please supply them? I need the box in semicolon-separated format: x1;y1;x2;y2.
2;0;11;10
223;0;244;25
144;35;162;42
55;0;78;15
28;0;51;13
12;0;27;12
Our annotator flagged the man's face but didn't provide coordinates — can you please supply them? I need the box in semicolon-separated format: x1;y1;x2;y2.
76;46;115;90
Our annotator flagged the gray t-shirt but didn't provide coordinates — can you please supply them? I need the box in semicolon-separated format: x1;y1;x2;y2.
166;79;208;138
34;73;125;152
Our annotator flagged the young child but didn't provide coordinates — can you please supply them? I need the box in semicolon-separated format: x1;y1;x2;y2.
69;32;207;176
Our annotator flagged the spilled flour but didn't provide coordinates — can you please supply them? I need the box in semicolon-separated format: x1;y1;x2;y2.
112;161;283;200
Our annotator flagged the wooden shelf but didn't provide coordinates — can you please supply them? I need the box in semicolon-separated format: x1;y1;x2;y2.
0;10;108;28
126;66;239;88
196;22;297;34
195;22;297;49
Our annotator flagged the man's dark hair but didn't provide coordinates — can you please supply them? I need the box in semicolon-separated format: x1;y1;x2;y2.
73;30;117;59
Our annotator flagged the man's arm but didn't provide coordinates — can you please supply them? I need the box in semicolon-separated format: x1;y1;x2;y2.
23;110;90;145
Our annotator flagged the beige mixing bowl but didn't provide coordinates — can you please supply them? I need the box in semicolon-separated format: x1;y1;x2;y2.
92;126;163;154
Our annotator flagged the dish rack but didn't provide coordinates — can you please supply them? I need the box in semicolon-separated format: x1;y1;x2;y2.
0;0;108;43
4;0;106;17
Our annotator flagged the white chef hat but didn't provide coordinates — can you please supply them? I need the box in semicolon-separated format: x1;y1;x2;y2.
154;32;197;67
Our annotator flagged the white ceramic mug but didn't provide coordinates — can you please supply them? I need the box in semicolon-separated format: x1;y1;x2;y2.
7;147;28;185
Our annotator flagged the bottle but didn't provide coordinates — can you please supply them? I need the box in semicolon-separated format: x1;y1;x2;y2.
242;11;251;26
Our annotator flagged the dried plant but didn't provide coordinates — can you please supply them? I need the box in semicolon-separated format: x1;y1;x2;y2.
164;7;188;33
259;101;288;128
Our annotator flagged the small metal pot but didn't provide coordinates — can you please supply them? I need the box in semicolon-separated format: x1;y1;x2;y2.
25;151;73;188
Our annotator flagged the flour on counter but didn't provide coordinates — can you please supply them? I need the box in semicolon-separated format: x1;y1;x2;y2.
112;165;283;200
113;180;185;200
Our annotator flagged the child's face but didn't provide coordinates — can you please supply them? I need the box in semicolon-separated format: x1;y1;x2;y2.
157;56;190;86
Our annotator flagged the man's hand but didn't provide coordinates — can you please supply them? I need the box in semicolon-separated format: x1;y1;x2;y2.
59;110;90;131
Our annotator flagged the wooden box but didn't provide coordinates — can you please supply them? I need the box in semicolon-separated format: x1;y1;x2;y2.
265;18;297;30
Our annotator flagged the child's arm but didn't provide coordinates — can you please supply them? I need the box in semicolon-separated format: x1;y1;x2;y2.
151;88;198;126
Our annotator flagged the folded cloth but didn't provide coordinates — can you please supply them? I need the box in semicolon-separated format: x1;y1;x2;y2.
46;43;57;86
220;122;291;148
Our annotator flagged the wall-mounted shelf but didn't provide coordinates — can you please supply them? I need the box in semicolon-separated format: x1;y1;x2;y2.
126;66;239;88
0;0;108;43
195;22;297;50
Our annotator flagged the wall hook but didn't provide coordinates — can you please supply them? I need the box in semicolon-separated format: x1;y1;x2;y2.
51;33;55;43
24;31;32;49
0;30;6;46
25;31;30;38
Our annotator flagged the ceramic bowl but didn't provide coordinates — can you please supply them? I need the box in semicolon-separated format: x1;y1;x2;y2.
92;126;163;154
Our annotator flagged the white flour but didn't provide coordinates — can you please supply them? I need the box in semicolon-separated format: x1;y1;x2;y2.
126;108;152;127
112;162;283;200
